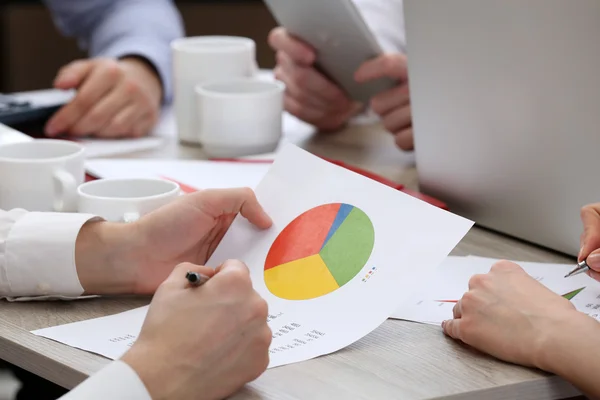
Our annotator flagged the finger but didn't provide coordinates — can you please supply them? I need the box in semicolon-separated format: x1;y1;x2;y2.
268;27;315;65
70;85;131;135
101;104;145;138
452;300;462;319
394;127;414;151
214;259;250;276
46;64;120;136
587;269;600;282
355;53;408;83
382;105;412;134
586;249;600;272
580;204;600;261
371;84;410;116
130;112;157;138
278;52;350;105
442;319;462;340
276;64;338;111
53;60;95;90
284;96;328;123
194;188;272;229
167;262;216;284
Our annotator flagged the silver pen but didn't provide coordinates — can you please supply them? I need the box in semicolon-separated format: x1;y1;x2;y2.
186;271;211;286
564;260;590;278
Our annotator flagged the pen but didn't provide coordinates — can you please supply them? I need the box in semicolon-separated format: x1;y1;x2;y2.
186;271;210;286
564;260;590;278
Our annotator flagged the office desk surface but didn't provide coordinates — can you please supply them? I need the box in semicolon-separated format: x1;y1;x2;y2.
0;118;582;400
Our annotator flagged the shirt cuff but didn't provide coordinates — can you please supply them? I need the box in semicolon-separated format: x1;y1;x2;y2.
98;37;173;105
3;212;96;297
59;361;151;400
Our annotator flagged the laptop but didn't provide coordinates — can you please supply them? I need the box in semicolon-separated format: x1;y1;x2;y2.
405;0;600;256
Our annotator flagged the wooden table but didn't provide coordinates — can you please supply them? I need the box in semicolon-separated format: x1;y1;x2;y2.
0;118;584;399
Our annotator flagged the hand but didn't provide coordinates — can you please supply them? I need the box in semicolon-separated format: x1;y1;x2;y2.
268;27;361;131
355;53;413;150
121;260;271;400
75;188;272;295
45;57;162;138
442;261;578;369
579;203;600;281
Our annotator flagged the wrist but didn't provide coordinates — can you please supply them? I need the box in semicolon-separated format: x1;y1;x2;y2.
533;310;595;374
121;343;183;400
75;220;139;295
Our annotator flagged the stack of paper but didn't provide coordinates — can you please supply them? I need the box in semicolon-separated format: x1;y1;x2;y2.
392;255;600;325
33;144;473;368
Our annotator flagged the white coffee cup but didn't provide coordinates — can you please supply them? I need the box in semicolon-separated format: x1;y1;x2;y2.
78;178;181;222
195;78;285;158
171;36;257;145
0;139;84;212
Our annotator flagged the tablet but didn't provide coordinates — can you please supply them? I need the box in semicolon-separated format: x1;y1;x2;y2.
264;0;396;104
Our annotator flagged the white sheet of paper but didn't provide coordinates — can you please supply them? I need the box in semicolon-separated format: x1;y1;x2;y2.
85;159;271;191
33;144;473;367
34;306;148;359
392;255;600;325
0;123;32;145
204;144;473;367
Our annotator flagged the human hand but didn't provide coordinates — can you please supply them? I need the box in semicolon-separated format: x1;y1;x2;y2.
268;27;361;131
579;203;600;281
75;187;272;295
442;261;578;370
121;260;271;400
355;53;413;150
45;57;162;138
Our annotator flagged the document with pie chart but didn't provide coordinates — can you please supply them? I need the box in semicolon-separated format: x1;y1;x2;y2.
28;144;473;370
205;144;474;368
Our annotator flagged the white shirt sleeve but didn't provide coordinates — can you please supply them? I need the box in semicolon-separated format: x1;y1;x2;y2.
352;0;407;54
0;210;152;398
59;361;151;400
0;209;96;299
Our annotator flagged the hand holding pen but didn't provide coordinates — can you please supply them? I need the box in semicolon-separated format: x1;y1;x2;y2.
566;204;600;280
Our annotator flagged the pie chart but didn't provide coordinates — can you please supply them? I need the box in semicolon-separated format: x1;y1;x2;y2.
264;203;375;300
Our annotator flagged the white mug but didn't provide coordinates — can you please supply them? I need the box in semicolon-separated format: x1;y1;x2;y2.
195;78;285;158
0;139;84;212
171;36;257;145
78;178;181;222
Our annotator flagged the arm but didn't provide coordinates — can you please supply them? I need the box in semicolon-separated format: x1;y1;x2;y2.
442;261;600;398
536;312;600;397
352;0;406;54
59;361;151;400
0;209;93;298
42;0;184;104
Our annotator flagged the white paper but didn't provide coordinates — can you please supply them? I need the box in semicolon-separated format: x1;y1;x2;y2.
0;123;32;145
205;144;473;367
34;306;148;359
392;255;600;325
85;159;271;191
33;144;473;367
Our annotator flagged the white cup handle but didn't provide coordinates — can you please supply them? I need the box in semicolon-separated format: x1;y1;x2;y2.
122;212;140;223
53;170;77;212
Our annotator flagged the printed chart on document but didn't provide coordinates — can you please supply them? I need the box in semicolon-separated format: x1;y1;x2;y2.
264;203;375;301
254;202;378;362
392;256;600;325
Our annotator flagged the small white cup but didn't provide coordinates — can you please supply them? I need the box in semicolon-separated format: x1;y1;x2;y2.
0;139;84;212
77;178;181;222
195;78;285;158
171;36;257;145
